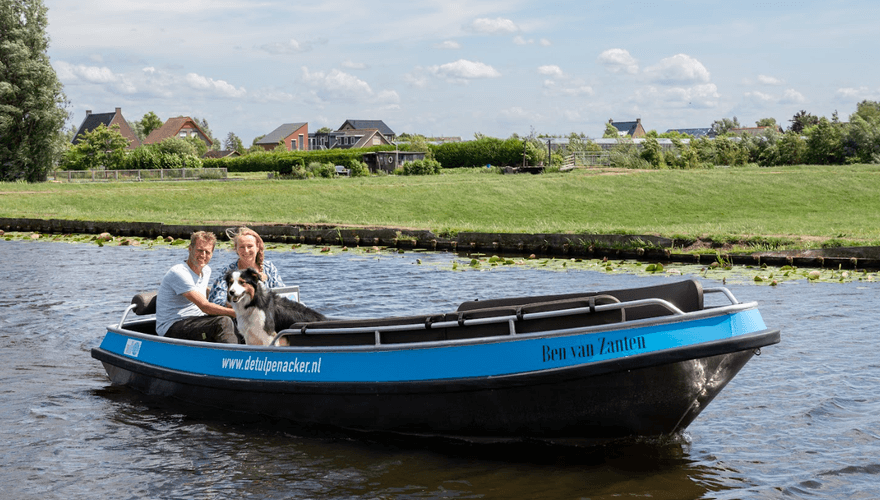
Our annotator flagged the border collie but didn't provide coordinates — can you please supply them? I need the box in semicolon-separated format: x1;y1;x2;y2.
225;268;327;346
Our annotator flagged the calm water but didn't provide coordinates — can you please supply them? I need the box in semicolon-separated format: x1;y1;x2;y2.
1;240;879;499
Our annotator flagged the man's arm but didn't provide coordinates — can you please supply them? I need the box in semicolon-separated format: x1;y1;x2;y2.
183;290;236;317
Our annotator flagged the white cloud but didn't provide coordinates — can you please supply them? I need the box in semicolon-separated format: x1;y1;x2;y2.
780;88;806;104
252;88;296;103
836;86;879;100
499;106;535;120
404;70;430;88
377;89;400;103
744;91;775;103
435;40;461;49
301;67;373;98
538;65;564;77
645;54;710;85
633;83;720;109
427;59;501;82
54;61;139;94
468;17;519;35
185;73;247;98
757;74;784;85
539;38;551;47
597;48;638;75
258;38;308;55
342;60;368;70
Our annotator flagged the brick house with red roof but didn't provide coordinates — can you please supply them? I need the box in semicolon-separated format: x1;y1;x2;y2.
143;116;213;147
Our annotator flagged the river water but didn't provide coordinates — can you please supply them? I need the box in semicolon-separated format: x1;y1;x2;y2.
1;239;878;499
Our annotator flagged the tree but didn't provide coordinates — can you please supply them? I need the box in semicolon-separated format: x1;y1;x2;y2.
133;111;163;140
0;0;69;181
603;122;620;138
756;117;778;128
316;126;333;133
805;117;843;164
61;123;129;170
789;110;819;134
224;132;244;153
711;116;740;136
852;100;880;125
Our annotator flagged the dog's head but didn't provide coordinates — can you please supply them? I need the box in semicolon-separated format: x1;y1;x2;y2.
225;268;262;305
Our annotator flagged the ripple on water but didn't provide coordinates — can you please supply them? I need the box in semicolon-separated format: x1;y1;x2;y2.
2;239;880;499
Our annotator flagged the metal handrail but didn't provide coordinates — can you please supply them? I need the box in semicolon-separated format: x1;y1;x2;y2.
117;304;138;329
276;297;687;339
703;287;740;305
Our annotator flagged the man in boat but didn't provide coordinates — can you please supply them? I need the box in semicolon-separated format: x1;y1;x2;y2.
155;231;239;343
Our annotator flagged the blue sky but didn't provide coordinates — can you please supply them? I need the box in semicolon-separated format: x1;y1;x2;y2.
46;0;879;145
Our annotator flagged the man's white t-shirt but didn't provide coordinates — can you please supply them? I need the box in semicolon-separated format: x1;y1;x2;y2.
155;262;212;336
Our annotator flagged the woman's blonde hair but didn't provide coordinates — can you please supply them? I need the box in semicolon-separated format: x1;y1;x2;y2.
228;226;265;270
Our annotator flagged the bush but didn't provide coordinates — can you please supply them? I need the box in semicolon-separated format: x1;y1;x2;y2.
307;161;335;178
346;160;369;177
432;137;541;168
400;159;442;175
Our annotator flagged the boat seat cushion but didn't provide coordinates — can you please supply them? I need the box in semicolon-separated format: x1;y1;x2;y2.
132;292;157;316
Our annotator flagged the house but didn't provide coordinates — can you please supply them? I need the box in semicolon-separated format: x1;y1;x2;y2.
143;116;213;147
309;125;395;150
608;118;647;138
254;122;309;151
71;108;140;149
338;119;395;142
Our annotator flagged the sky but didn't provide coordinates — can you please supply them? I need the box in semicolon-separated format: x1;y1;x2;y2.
45;0;880;146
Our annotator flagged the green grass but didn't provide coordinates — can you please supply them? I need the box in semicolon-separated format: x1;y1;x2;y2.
4;164;880;248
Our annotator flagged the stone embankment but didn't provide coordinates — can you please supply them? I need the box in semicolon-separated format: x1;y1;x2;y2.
3;217;880;270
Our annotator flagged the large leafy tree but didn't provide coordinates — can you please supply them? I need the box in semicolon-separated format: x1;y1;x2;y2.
61;123;129;170
224;131;244;153
0;0;69;181
789;110;819;134
710;116;740;136
132;111;163;141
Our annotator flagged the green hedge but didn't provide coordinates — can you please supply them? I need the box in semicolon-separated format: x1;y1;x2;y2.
201;148;393;175
431;137;539;168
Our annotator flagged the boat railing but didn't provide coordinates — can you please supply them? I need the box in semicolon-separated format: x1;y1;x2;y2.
703;287;740;305
273;296;691;346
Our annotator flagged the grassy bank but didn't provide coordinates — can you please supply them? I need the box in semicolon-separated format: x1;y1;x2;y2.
3;165;880;249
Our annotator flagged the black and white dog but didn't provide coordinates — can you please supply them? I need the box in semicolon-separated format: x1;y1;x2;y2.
225;268;327;346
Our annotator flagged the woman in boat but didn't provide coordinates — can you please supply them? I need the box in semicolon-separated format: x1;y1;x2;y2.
208;227;285;306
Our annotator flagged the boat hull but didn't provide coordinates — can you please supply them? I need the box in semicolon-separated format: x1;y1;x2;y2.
92;303;779;444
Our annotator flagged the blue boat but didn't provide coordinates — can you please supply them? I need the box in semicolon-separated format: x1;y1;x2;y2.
92;279;780;445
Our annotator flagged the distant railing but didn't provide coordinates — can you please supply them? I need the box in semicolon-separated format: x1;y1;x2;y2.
52;168;228;183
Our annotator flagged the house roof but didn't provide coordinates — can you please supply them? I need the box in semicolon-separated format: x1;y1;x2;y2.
143;116;213;146
339;119;395;137
72;112;116;145
256;122;308;145
71;108;140;148
610;120;641;136
351;129;392;148
203;150;240;159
